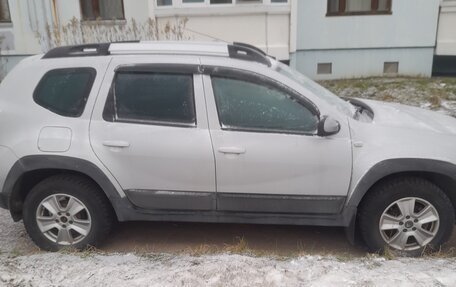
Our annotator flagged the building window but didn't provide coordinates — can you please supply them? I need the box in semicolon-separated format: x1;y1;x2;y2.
80;0;125;21
210;0;232;4
327;0;392;16
156;0;288;7
317;63;332;75
384;62;399;74
157;0;173;6
0;0;11;23
182;0;205;3
237;0;262;3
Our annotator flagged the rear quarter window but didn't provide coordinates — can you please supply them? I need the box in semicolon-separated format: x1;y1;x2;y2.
33;68;96;117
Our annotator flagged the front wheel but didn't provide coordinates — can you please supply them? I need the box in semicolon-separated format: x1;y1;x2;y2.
359;177;455;257
23;175;114;251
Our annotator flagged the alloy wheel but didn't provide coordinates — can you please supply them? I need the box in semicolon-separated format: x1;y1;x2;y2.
379;197;440;251
35;194;92;246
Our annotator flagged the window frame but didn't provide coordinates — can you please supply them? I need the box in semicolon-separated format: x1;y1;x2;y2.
33;67;97;118
79;0;126;21
103;64;198;128
326;0;392;17
0;0;11;23
207;67;320;136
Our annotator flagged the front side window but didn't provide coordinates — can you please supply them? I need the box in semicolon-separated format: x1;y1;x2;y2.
80;0;125;20
211;76;318;134
0;0;11;22
104;72;196;125
327;0;391;16
34;68;96;117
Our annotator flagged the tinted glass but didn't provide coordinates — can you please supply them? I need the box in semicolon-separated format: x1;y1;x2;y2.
111;72;195;124
212;77;318;133
34;68;96;117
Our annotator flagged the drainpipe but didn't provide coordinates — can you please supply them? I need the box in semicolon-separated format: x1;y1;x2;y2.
51;0;59;28
434;3;442;55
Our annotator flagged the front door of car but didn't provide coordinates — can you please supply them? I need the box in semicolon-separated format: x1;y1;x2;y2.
202;67;352;214
90;58;216;211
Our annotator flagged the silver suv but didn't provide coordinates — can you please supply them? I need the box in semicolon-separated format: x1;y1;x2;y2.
0;41;455;256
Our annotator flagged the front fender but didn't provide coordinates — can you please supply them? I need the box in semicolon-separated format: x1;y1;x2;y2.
346;158;456;208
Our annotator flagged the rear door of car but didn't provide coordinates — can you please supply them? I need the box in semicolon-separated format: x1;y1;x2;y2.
89;56;216;211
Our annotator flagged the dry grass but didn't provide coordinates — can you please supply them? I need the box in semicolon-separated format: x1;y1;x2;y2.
421;246;456;258
34;17;190;52
58;245;102;259
223;236;250;254
186;244;220;257
429;94;442;109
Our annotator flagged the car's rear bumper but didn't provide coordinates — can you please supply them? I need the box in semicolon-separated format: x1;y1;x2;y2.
0;146;19;210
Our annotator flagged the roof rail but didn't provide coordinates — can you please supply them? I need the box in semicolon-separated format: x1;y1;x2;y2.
233;42;267;56
42;43;111;59
228;43;271;67
42;41;273;67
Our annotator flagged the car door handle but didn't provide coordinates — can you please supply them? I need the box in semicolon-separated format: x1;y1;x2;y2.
218;147;246;155
102;140;130;148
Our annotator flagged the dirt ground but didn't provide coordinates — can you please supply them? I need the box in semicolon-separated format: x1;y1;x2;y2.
2;208;456;258
103;220;456;257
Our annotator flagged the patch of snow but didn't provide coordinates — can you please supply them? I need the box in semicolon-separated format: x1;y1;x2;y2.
1;253;456;287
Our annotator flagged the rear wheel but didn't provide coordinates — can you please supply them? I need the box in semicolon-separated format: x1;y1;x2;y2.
359;177;454;257
23;175;114;251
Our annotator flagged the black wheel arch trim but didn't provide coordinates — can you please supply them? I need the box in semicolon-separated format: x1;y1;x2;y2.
2;155;124;221
346;158;456;208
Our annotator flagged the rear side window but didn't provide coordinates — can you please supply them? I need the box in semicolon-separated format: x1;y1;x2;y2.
103;72;195;126
34;68;96;117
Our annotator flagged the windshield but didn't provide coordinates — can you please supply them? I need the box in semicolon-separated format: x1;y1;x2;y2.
274;62;356;117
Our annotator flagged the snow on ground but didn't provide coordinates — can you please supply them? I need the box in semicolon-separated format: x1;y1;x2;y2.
320;77;456;117
1;252;456;286
1;77;456;286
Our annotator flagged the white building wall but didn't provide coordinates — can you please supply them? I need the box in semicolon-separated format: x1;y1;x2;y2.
0;0;48;55
1;0;291;59
152;3;291;60
436;0;456;55
292;0;440;79
291;48;435;80
297;0;439;50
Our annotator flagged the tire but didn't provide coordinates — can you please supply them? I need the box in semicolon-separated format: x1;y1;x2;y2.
23;174;114;251
359;177;455;257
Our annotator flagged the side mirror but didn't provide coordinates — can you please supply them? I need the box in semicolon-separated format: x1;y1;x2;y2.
318;116;341;137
